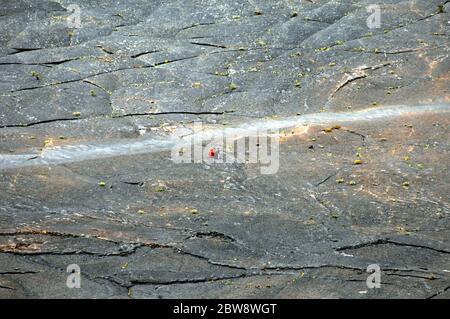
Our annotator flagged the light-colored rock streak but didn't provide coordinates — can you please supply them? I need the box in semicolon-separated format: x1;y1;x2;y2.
1;103;449;170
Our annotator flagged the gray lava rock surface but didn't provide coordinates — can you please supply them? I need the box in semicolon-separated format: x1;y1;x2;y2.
0;0;449;298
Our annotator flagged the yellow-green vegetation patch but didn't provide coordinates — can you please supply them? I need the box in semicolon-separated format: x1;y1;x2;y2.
352;47;365;52
229;83;238;90
31;71;40;80
154;185;166;192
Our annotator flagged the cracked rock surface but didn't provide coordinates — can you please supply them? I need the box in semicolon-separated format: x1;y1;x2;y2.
0;0;449;298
